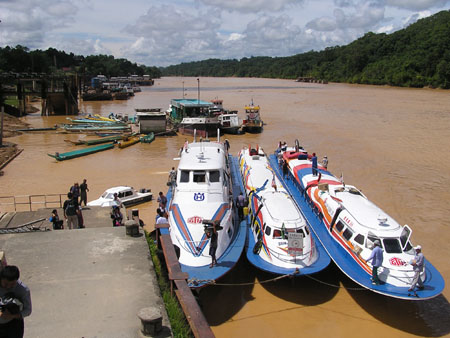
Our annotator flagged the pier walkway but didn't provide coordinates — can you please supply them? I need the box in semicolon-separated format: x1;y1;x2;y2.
0;206;171;337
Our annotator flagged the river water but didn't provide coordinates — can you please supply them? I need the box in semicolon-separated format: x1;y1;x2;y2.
2;77;450;337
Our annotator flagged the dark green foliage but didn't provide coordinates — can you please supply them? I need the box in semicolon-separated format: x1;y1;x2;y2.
0;46;162;78
161;10;450;89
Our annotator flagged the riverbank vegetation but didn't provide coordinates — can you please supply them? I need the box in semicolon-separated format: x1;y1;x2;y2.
162;10;450;89
0;47;162;79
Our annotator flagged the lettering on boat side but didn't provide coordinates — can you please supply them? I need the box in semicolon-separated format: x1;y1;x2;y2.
194;193;205;201
187;216;203;224
390;257;407;266
343;216;354;228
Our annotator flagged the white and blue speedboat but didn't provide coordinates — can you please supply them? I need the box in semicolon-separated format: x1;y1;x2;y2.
270;141;445;300
166;137;246;288
238;145;330;276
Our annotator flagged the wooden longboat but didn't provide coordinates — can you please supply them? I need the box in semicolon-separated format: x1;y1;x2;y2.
118;135;140;149
48;143;114;161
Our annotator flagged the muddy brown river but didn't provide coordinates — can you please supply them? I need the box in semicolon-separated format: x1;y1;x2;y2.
2;77;449;337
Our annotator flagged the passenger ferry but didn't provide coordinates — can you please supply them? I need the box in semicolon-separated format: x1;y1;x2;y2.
270;141;444;299
238;146;330;275
167;136;246;287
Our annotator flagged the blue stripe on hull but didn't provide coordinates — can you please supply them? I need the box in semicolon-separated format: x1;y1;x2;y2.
269;154;445;300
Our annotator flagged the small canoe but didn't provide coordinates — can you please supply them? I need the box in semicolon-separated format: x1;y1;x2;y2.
48;143;114;161
16;127;57;132
63;124;131;132
66;118;127;125
139;133;155;143
82;134;128;145
118;136;140;149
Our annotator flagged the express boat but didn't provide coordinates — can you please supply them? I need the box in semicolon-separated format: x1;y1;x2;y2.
269;141;444;300
166;137;246;287
238;145;330;275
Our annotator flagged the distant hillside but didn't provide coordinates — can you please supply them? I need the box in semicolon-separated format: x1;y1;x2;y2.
162;10;450;89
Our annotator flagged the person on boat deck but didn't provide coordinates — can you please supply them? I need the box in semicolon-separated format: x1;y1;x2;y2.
409;245;425;292
282;160;289;179
207;221;219;268
112;193;122;208
0;265;32;338
236;193;246;220
79;179;89;207
311;153;318;176
365;240;383;285
168;167;177;187
322;156;328;170
157;192;167;210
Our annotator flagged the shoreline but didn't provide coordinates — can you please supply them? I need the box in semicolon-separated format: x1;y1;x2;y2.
0;112;29;170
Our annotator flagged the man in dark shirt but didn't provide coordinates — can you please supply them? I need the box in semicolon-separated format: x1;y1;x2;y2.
63;192;79;229
79;179;89;207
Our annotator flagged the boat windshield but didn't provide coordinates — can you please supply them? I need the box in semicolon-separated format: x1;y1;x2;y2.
382;238;402;253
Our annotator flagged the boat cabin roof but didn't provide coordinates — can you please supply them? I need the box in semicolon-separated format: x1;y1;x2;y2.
171;99;212;109
102;186;135;194
178;142;226;170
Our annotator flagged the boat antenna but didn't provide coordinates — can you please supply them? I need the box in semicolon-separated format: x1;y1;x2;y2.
217;128;220;142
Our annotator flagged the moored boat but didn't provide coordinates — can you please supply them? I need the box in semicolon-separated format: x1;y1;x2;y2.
238;145;330;275
242;100;263;133
165;137;246;288
48;143;114;161
218;111;242;134
118;135;140;148
270;141;445;300
87;186;152;207
139;132;155;143
81;134;128;145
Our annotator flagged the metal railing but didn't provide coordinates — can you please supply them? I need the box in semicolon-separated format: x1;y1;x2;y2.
0;194;66;212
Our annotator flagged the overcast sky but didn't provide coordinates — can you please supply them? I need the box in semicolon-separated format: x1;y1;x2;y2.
0;0;449;67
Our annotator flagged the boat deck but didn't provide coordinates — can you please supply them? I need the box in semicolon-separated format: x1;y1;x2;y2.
162;154;247;288
268;154;445;300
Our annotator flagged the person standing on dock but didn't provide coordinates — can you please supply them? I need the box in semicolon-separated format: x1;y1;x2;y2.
79;179;89;207
409;245;425;292
0;265;32;338
157;192;167;211
63;192;79;230
311;153;318;176
365;240;383;285
70;182;80;204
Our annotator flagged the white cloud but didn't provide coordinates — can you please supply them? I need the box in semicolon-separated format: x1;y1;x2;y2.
199;0;305;12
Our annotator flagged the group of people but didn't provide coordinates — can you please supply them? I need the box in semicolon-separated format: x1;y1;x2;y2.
155;192;168;225
366;240;426;292
49;179;89;230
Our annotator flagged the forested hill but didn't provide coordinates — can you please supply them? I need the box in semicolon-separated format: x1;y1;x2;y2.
0;47;162;79
162;10;450;89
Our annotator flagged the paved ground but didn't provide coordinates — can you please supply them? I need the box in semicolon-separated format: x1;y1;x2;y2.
0;207;171;338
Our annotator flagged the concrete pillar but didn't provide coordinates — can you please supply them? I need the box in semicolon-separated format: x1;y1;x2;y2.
125;219;139;237
138;307;162;336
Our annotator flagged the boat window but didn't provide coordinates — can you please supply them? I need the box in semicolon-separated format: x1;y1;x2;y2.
118;192;124;198
383;238;402;253
304;225;310;235
106;193;113;199
102;192;108;198
209;170;220;183
227;227;233;238
335;221;344;232
296;228;305;236
354;234;365;245
193;171;206;183
180;170;189;183
400;225;412;250
342;228;354;241
366;234;380;249
273;230;282;239
265;226;271;236
124;190;133;197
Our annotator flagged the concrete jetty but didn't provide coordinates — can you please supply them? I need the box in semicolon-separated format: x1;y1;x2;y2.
0;206;171;337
